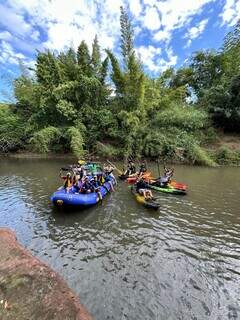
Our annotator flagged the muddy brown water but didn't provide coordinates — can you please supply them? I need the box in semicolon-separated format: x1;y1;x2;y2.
0;157;240;320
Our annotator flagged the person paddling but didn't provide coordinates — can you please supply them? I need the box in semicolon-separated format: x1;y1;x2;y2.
164;166;174;182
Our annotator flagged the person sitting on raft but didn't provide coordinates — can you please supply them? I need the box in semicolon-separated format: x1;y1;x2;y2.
74;164;84;180
72;177;83;193
104;164;117;185
97;173;105;185
103;167;115;192
80;176;92;194
135;177;153;200
91;175;103;202
63;172;72;192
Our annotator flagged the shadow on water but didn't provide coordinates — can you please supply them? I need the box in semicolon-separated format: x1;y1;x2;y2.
1;157;240;319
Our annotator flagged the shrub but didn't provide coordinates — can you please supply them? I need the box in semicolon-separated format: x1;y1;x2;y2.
153;105;208;132
187;144;216;166
215;146;240;165
65;126;85;157
0;104;25;152
95;142;121;158
29;126;62;153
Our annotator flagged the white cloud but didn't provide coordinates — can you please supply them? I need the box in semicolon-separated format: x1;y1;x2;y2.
0;3;32;36
0;41;26;65
166;47;178;66
137;45;161;71
0;31;13;41
134;25;142;36
155;0;212;30
188;19;208;39
31;30;40;41
154;29;171;42
142;0;214;44
0;0;223;77
142;6;161;30
129;0;142;18
6;0;123;52
221;0;240;26
185;19;208;47
143;0;156;6
137;44;177;73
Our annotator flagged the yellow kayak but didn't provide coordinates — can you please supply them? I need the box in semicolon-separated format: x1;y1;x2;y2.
131;187;160;210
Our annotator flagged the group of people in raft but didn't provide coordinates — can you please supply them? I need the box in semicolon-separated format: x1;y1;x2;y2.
60;161;117;202
60;159;174;202
124;160;174;200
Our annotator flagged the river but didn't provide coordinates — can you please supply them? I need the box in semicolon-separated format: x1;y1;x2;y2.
0;157;240;320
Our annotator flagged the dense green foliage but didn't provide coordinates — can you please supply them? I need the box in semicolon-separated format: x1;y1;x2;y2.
1;10;240;165
172;21;240;133
0;104;26;152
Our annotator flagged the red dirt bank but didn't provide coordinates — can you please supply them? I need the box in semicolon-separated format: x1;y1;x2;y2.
0;228;93;320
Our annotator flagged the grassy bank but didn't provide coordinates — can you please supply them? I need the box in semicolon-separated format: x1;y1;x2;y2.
2;133;240;166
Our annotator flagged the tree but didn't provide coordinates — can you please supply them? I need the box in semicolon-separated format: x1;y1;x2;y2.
189;51;223;97
36;50;61;88
107;7;145;111
120;6;134;66
77;41;92;76
91;35;101;76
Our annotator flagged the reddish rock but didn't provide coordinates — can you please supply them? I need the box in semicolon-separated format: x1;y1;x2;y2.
0;228;93;320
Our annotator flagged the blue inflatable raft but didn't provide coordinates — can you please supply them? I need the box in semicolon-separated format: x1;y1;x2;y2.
51;177;115;208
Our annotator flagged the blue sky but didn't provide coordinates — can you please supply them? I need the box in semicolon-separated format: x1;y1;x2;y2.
0;0;240;101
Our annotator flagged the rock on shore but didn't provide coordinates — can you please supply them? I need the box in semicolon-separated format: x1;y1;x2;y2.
0;228;92;320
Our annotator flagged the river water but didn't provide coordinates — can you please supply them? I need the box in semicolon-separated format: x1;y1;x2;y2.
0;157;240;320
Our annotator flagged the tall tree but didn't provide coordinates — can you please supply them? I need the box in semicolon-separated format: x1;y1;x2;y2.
91;35;101;76
77;41;92;76
107;7;145;111
120;6;134;67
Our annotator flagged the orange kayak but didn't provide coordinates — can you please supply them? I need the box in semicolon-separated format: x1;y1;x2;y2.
127;173;153;184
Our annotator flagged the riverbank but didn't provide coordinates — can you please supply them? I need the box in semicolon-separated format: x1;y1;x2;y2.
0;228;92;320
1;142;240;166
205;133;240;166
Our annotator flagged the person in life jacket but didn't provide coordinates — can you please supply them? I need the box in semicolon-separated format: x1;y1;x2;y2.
135;177;153;200
123;160;136;176
103;165;115;192
91;175;103;202
104;164;117;185
63;173;72;192
80;176;92;194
